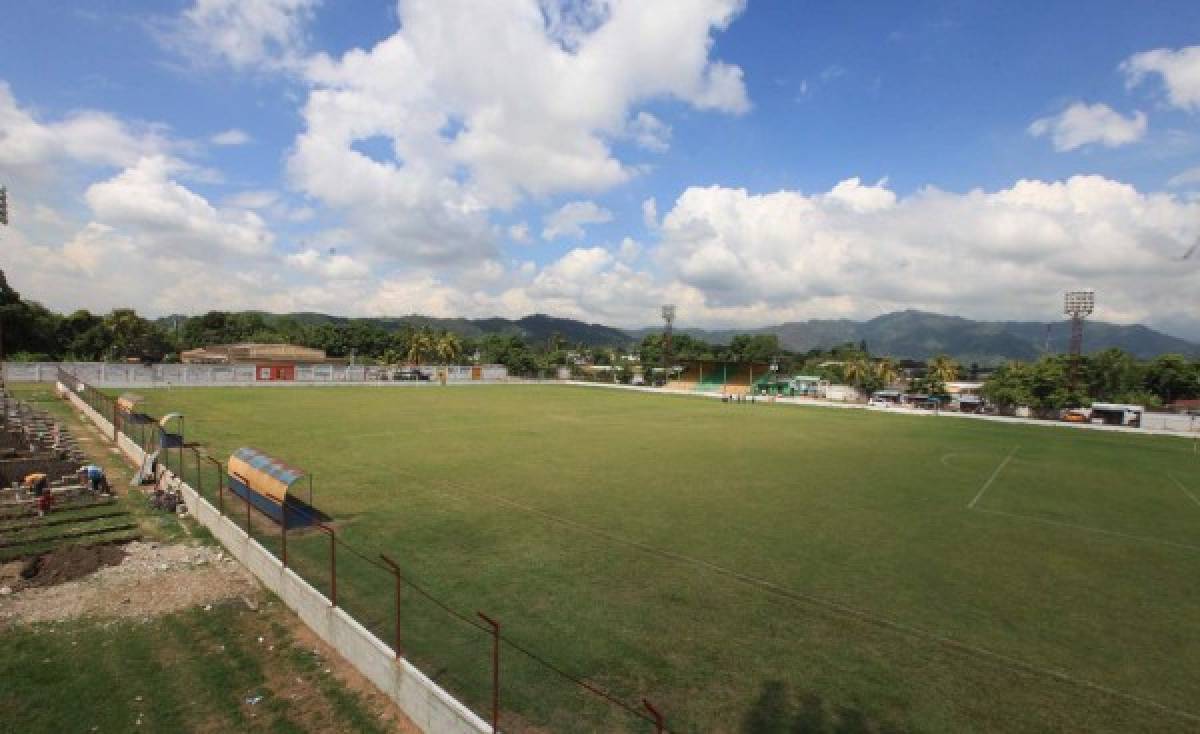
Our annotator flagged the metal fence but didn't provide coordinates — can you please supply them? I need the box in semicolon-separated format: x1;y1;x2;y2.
58;367;667;733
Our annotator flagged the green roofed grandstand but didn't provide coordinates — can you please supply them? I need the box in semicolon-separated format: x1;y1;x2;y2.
668;361;771;395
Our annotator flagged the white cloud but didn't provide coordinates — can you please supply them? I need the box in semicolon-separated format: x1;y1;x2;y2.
542;200;613;240
824;177;896;212
1167;166;1200;188
1122;45;1200;111
7;173;1199;339
642;197;658;228
173;0;320;71
652;175;1199;329
1028;103;1147;151
285;248;369;279
627;111;671;152
211;128;252;145
225;189;278;209
0;81;173;180
508;222;531;243
85;156;274;258
617;237;642;262
287;0;748;264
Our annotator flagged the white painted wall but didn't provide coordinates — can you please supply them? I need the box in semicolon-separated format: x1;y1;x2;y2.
10;362;509;387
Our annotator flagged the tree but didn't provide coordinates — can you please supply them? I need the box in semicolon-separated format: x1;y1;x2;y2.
479;334;536;375
1086;348;1143;402
1143;354;1199;404
407;328;435;365
981;362;1031;415
843;358;882;394
927;354;959;384
1026;356;1083;413
435;331;462;364
875;358;898;387
104;309;170;360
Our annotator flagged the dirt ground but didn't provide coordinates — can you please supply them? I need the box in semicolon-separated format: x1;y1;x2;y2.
0;540;258;624
2;541;128;590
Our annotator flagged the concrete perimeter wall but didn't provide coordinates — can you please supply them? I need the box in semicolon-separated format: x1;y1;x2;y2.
8;362;508;387
562;380;1200;439
59;381;490;734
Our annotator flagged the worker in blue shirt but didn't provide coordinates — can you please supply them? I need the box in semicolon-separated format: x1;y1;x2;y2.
78;464;111;495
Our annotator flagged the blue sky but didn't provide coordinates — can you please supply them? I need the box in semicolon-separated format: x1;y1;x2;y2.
1;1;1197;337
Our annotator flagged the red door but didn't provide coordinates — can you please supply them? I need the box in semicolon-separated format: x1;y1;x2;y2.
275;365;295;381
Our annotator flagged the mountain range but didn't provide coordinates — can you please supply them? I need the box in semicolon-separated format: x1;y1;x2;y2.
209;310;1198;363
629;310;1200;363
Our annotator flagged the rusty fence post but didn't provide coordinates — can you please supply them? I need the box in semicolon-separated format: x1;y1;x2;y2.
232;471;251;537
206;456;224;516
191;447;202;496
379;554;402;659
281;501;288;568
478;612;500;734
644;700;664;733
314;523;337;606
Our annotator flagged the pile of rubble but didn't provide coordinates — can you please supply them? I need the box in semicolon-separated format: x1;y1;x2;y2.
0;540;259;624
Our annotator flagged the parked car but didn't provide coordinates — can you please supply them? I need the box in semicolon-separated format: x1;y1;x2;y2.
394;368;431;381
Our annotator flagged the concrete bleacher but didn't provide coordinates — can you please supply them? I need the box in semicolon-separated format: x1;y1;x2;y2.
668;363;758;395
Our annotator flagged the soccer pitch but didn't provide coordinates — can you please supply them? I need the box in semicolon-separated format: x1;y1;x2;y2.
130;384;1199;732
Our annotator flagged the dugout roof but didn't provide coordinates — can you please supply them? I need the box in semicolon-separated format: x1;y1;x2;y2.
228;446;305;504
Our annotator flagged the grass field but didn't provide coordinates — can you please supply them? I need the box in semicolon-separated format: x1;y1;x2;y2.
3;384;405;734
0;602;397;733
118;384;1199;732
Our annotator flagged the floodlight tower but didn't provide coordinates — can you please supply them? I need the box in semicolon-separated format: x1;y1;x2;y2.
1064;290;1094;395
661;304;676;384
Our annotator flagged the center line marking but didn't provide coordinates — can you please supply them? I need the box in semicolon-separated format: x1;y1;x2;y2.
1168;472;1200;508
967;446;1018;509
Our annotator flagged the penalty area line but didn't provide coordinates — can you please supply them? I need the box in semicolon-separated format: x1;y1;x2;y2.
1168;472;1200;509
967;446;1018;509
973;507;1200;554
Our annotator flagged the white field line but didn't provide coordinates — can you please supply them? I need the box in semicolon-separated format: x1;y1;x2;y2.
973;507;1200;554
967;446;1019;509
1168;473;1200;509
395;471;1200;725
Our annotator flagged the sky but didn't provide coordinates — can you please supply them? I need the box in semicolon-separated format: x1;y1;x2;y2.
0;0;1198;338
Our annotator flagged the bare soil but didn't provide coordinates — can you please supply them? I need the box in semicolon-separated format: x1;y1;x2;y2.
14;541;128;588
0;540;259;624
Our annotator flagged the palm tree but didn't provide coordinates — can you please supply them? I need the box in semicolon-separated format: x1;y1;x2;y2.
875;357;898;387
928;354;959;384
842;358;870;388
407;328;434;365
435;331;462;364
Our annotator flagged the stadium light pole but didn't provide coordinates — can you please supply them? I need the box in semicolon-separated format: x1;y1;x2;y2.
1063;290;1094;401
660;304;675;387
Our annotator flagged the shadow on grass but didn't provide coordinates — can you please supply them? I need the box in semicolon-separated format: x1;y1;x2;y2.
743;680;907;734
